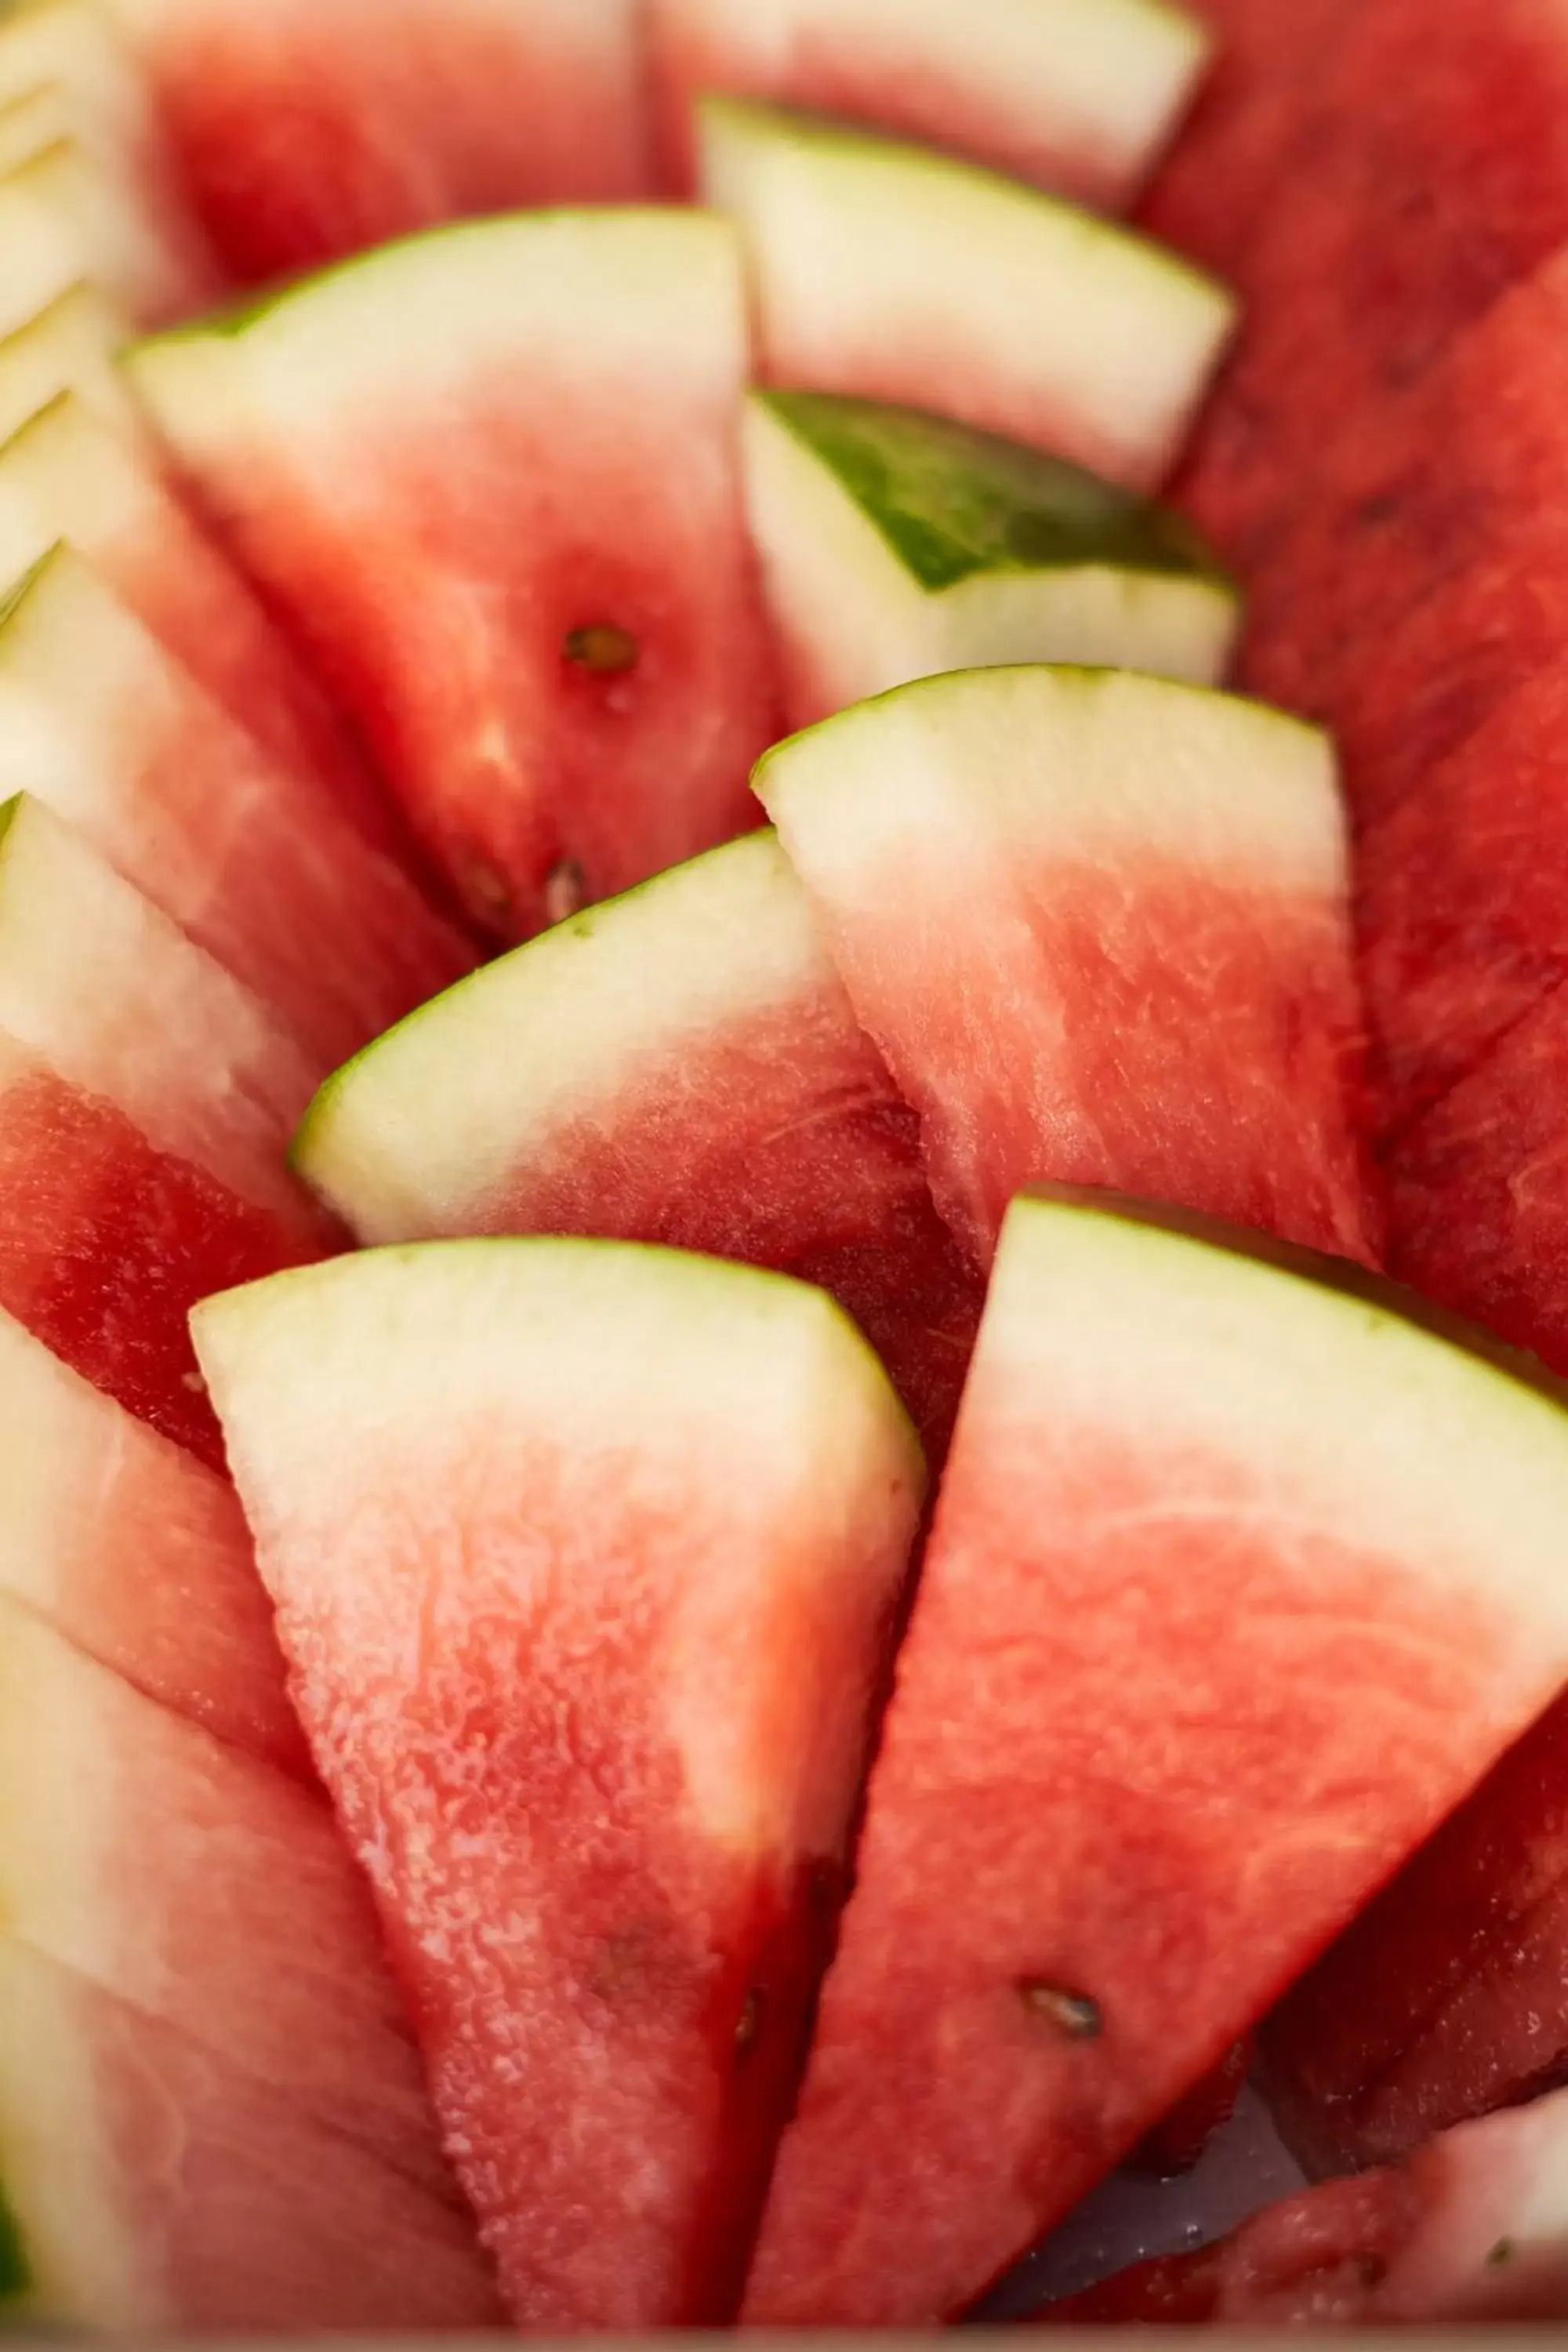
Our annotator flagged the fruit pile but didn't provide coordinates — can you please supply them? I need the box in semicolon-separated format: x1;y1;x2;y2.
4;0;1568;2333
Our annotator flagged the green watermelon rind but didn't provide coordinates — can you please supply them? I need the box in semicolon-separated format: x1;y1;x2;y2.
753;388;1236;594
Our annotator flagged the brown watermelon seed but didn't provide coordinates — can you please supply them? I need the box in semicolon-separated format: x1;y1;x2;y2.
565;622;639;676
1487;2241;1516;2269
545;859;587;927
1018;1981;1103;2041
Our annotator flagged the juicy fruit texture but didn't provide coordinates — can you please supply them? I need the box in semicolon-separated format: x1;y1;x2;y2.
746;1192;1568;2323
699;99;1236;493
754;666;1376;1271
1044;2088;1568;2325
0;1937;501;2332
104;0;652;281
1264;1694;1568;2181
294;830;984;1461
0;1596;465;2201
0;546;471;1065
0;1308;305;1776
0;282;141;448
745;390;1239;728
132;212;781;940
196;1240;924;2327
0;393;389;841
0;795;338;1464
651;0;1209;208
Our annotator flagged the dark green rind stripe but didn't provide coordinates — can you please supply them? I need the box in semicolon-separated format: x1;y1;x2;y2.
759;390;1231;593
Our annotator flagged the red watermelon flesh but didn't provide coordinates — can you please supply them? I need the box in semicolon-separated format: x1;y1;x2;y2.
0;544;472;1064
754;667;1378;1275
104;0;651;284
0;1596;462;2202
0;1936;501;2332
195;1240;924;2327
1262;1693;1568;2182
744;1192;1568;2325
293;831;984;1464
1040;2089;1568;2325
132;213;781;942
0;392;397;854
0;1307;306;1777
650;0;1209;209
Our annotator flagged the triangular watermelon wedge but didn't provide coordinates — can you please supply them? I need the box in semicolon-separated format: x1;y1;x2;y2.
195;1239;925;2326
754;665;1377;1270
293;829;984;1461
0;545;471;1065
102;0;652;281
0;282;140;448
649;0;1210;209
700;100;1236;492
0;392;397;848
746;1192;1568;2322
0;1935;502;2332
131;212;782;941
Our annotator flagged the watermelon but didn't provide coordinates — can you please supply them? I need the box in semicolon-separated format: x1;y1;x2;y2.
194;1239;924;2327
753;666;1377;1272
1262;1692;1568;2182
0;282;140;448
0;1305;306;1777
1041;2085;1568;2325
0;544;470;1065
744;1191;1568;2324
0;392;395;845
649;0;1210;209
0;1935;501;2332
0;139;208;339
292;829;984;1461
130;212;782;942
102;0;652;284
743;390;1240;731
698;100;1236;493
0;791;339;1465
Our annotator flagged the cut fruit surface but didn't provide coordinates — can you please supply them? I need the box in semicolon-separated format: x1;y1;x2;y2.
0;282;140;448
0;1307;305;1776
196;1240;924;2327
0;393;392;842
132;211;780;941
0;794;337;1465
0;1936;501;2332
0;138;210;339
294;830;984;1460
744;391;1239;728
753;666;1376;1270
699;99;1235;492
746;1192;1568;2323
0;1597;459;2201
651;0;1208;209
1042;2085;1568;2325
0;545;471;1065
103;0;652;281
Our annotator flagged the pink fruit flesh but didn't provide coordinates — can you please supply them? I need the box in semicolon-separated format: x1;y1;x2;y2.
745;1408;1540;2324
129;0;650;282
167;380;779;942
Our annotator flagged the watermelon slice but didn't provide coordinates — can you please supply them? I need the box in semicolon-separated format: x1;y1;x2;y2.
753;666;1377;1272
744;1191;1568;2323
744;390;1240;730
0;1935;501;2332
130;212;782;942
0;282;140;448
0;392;394;844
0;139;209;338
699;99;1236;492
194;1239;924;2326
102;0;652;283
0;87;77;179
1041;2085;1568;2325
292;829;984;1461
0;790;339;1465
0;1305;306;1777
0;544;470;1065
650;0;1210;209
1262;1691;1568;2183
